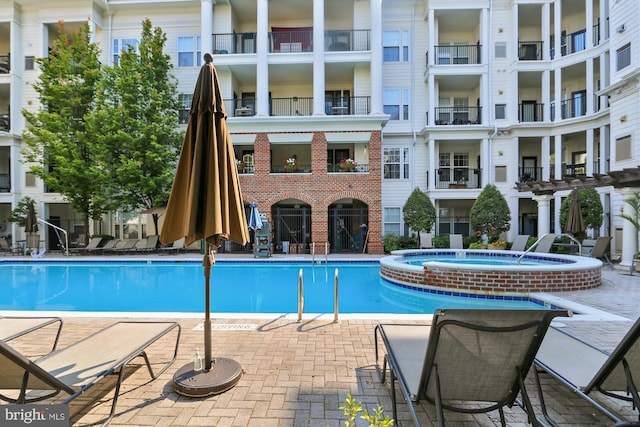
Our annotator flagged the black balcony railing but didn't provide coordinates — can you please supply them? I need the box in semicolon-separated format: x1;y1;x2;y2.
271;163;311;173
270;30;313;53
434;107;481;125
324;29;371;51
560;96;587;119
212;32;256;54
519;167;543;183
518;103;544;122
518;41;543;60
0;114;9;132
328;163;369;173
435;168;482;189
563;163;587;177
0;55;9;73
434;44;481;64
271;97;313;116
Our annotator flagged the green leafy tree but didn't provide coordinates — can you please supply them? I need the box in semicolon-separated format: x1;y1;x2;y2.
402;187;436;246
470;184;511;242
619;192;640;255
89;19;182;235
559;188;603;241
8;197;35;228
21;22;106;235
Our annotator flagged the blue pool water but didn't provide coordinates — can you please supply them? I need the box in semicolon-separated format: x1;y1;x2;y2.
403;254;569;267
1;261;547;314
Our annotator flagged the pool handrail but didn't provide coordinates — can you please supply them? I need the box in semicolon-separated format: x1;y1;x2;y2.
333;268;339;323
297;268;304;323
37;218;69;256
516;233;583;264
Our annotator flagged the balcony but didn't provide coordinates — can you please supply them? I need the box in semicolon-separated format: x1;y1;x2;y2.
324;30;371;52
435;168;482;189
518;103;544;122
518;41;543;61
327;163;369;173
0;55;9;73
519;167;543;183
0;173;10;192
434;45;481;65
0;114;8;132
563;163;586;177
434;107;482;125
270;29;313;53
220;97;371;117
212;32;256;54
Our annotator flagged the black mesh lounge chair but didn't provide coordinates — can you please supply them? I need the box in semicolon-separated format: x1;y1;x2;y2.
374;309;571;427
534;317;640;426
0;321;181;426
510;234;530;251
0;317;63;352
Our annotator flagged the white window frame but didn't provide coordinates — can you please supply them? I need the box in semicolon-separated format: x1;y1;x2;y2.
113;38;139;66
617;43;631;71
177;35;202;68
383;207;402;236
383;147;410;180
383;30;409;62
383;88;409;121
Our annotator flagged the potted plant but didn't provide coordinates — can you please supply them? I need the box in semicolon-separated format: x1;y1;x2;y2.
284;157;298;172
339;158;357;171
235;158;245;171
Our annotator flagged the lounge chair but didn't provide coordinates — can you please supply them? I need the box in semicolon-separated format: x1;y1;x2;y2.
0;316;63;352
510;234;530;251
0;321;181;426
419;233;433;249
374;308;571;426
159;237;186;254
534;317;640;426
103;239;137;254
533;233;557;253
71;237;103;255
581;238;597;256
0;236;11;254
135;235;159;253
590;236;613;269
449;234;463;249
98;239;119;254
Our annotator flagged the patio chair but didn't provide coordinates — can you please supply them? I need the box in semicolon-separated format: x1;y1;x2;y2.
580;238;597;256
103;239;137;254
98;239;119;254
533;234;557;253
71;237;103;254
0;317;63;352
159;237;186;254
374;308;571;427
419;233;433;249
135;235;159;253
534;317;640;426
449;234;463;249
590;236;613;270
0;321;181;426
510;234;530;251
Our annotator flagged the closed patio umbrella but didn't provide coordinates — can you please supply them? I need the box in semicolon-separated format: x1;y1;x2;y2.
248;203;263;231
160;53;249;397
25;200;38;234
564;189;585;236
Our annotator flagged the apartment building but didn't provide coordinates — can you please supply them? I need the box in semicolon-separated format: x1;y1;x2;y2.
0;0;638;263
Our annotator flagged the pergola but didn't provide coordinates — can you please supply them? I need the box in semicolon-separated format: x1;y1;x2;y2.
515;167;640;195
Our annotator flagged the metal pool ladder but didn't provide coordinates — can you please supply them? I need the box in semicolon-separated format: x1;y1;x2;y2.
296;267;339;323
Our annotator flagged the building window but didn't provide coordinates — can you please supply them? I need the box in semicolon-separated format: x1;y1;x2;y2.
616;135;631;161
494;42;506;58
24;56;35;70
178;93;191;124
25;172;36;187
383;30;409;62
113;38;138;66
495;104;506;119
384;147;410;179
383;88;409;120
177;36;202;67
495;166;507;182
383;207;402;236
617;43;631;71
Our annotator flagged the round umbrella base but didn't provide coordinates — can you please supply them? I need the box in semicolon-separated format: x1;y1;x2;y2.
172;358;242;397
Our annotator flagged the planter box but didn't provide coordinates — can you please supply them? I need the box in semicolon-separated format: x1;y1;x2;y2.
449;183;467;189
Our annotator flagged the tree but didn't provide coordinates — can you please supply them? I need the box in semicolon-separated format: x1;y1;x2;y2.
8;196;35;228
89;19;182;235
470;184;511;242
402;187;436;245
559;188;603;240
21;22;107;236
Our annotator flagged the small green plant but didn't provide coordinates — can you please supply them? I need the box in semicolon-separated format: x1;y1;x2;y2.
468;242;485;249
337;394;394;427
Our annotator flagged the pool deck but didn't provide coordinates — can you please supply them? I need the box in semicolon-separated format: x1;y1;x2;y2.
2;252;640;426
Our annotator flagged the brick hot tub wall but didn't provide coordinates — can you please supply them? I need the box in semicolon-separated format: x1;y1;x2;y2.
380;251;603;295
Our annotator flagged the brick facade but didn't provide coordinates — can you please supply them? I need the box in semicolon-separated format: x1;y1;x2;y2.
235;129;383;254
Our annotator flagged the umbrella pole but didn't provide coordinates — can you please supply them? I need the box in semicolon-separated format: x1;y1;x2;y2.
171;241;243;397
203;243;213;371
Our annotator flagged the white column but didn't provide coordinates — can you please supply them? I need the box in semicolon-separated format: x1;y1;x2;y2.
586;57;594;114
481;137;490;185
554;67;562;121
586;128;594;176
481;7;488;64
553;194;562;234
599;125;608;173
511;5;518;60
370;0;383;115
554;134;562;179
313;0;325;115
586;0;593;49
256;0;269;116
599;52;608;109
201;0;213;56
542;2;550;60
619;188;639;267
541;136;550;180
542;69;550;122
427;9;435;66
554;0;561;58
428;139;435;191
533;194;552;237
511;71;519;123
509;196;520;241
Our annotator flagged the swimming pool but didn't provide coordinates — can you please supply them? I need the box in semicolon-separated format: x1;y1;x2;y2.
0;260;550;314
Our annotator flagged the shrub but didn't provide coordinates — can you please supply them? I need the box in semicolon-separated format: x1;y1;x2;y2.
470;184;511;243
403;188;436;246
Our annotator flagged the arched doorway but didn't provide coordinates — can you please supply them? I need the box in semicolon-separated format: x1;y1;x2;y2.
328;199;369;253
271;199;311;254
